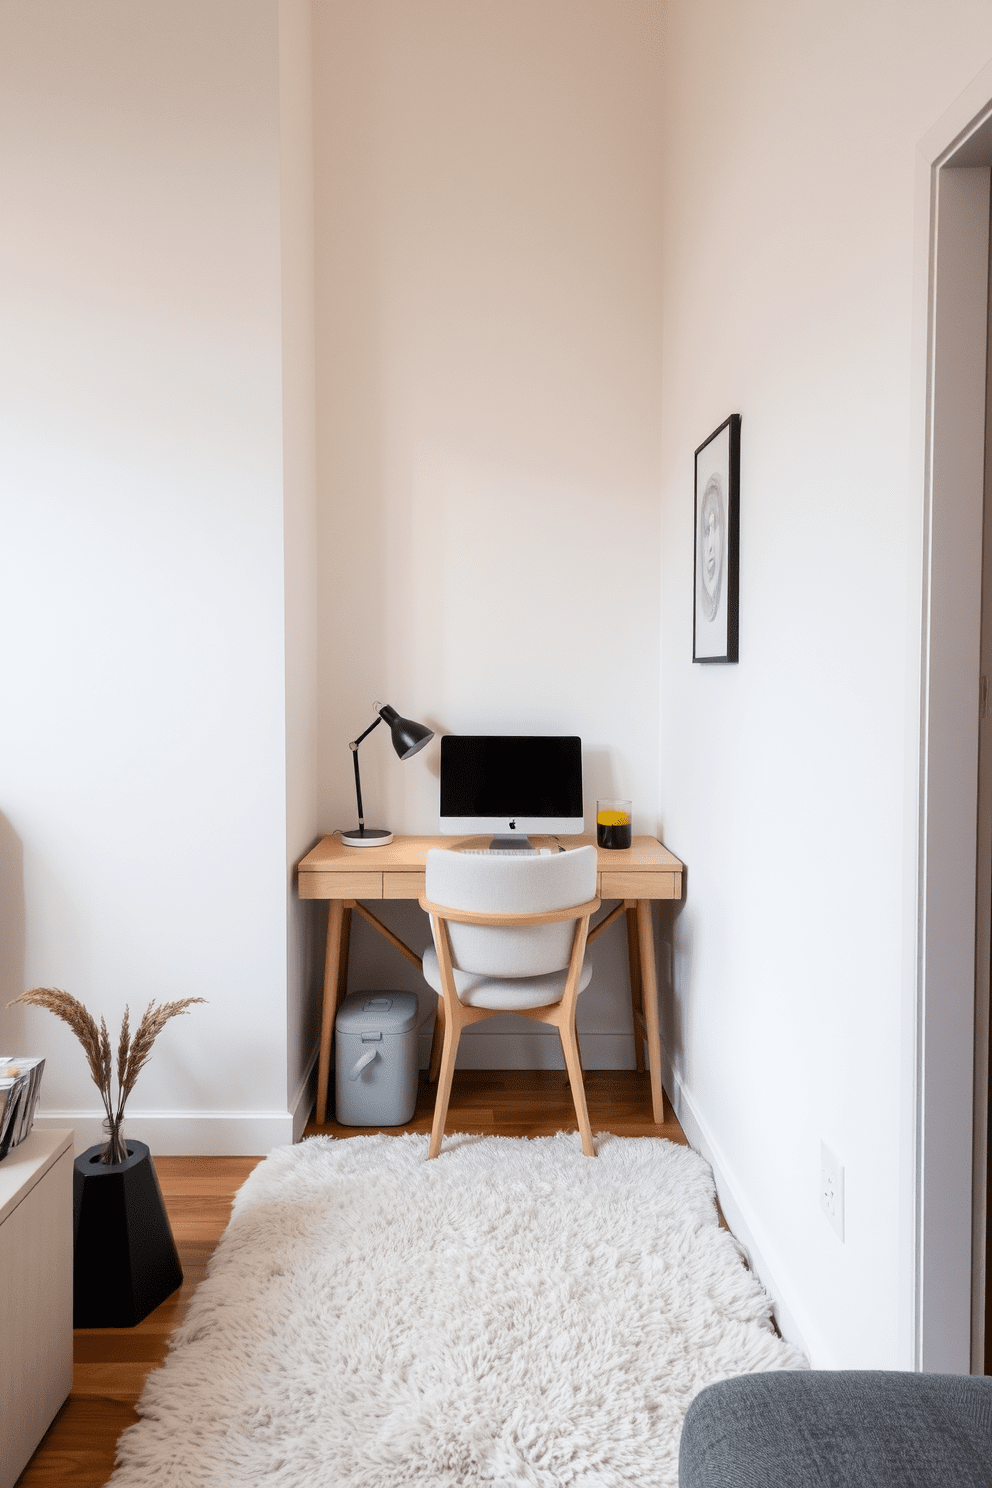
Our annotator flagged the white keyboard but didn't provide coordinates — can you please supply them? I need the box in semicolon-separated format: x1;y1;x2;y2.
460;848;545;856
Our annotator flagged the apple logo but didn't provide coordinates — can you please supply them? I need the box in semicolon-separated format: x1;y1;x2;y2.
509;820;516;830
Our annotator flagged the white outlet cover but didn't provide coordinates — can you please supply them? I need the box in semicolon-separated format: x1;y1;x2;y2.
820;1139;845;1241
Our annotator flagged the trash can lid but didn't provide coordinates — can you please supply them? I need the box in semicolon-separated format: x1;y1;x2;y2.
335;991;420;1036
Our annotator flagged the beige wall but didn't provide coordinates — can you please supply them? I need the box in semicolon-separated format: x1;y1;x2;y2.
278;0;322;1133
313;0;666;1065
0;0;311;1152
10;0;989;1369
658;1;992;1365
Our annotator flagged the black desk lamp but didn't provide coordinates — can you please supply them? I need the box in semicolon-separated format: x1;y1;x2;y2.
341;703;434;848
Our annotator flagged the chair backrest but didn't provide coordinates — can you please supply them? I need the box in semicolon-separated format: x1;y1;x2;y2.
424;846;598;978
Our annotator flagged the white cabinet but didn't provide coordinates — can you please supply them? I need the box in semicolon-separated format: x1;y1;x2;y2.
0;1128;73;1488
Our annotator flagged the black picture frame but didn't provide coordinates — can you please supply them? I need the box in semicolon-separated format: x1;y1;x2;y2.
693;414;740;664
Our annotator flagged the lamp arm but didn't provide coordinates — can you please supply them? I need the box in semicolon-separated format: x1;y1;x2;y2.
349;714;384;750
351;746;365;834
349;715;383;837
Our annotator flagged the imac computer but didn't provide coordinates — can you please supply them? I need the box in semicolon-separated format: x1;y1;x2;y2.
439;735;583;850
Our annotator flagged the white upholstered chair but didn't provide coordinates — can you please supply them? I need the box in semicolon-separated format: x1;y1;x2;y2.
419;846;600;1159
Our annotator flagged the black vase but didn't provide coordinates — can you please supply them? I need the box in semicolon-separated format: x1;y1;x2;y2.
72;1139;183;1327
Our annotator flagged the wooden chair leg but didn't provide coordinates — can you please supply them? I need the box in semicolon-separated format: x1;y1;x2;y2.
428;995;444;1083
558;1016;596;1158
428;1014;461;1160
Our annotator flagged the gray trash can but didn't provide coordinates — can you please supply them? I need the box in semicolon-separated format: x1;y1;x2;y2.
334;991;420;1127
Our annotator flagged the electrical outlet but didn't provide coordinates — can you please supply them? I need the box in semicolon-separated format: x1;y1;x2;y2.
820;1140;844;1241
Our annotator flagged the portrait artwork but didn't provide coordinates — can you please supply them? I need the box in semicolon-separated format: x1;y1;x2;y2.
693;414;740;663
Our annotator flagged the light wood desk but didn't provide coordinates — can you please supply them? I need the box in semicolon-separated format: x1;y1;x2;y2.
297;834;684;1126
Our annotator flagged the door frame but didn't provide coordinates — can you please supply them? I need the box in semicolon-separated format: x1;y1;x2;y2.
916;69;992;1373
973;251;992;1375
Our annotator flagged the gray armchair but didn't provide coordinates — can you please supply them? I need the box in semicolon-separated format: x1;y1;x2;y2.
679;1370;992;1487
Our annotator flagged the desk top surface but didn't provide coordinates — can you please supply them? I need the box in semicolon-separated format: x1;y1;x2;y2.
298;833;683;875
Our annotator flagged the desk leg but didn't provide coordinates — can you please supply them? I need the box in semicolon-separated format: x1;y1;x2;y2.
625;903;645;1073
636;898;665;1124
338;904;353;997
316;900;347;1126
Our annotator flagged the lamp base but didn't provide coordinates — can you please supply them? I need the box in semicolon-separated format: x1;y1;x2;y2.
340;827;394;848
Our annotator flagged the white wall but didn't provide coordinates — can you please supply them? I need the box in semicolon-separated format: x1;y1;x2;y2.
0;0;313;1154
657;1;992;1366
312;0;665;1065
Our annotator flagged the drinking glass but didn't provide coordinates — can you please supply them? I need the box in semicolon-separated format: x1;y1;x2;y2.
596;800;632;850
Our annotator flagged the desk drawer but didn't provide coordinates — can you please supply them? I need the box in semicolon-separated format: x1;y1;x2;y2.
599;870;681;900
299;871;382;900
383;872;426;900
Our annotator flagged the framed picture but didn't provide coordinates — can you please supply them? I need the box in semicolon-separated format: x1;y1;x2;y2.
693;414;740;663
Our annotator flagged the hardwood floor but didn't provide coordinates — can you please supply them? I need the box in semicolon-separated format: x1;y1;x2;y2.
304;1068;687;1143
17;1071;685;1486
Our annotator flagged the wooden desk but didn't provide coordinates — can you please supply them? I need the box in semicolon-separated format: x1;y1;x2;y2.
297;834;683;1126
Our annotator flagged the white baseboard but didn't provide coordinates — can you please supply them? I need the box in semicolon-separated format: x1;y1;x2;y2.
290;1045;319;1142
33;1043;822;1363
34;1049;322;1158
659;1041;824;1366
32;1109;295;1157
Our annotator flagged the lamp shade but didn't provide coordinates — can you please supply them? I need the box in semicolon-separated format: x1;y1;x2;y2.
378;704;434;759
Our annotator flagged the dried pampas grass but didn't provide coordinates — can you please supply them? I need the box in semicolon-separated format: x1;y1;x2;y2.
8;987;205;1164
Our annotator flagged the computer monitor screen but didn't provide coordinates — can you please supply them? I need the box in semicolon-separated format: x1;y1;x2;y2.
439;735;583;841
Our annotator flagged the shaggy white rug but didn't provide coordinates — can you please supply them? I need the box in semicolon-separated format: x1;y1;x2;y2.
110;1133;804;1488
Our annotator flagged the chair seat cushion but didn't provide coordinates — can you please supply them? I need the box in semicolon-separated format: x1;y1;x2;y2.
421;944;593;1010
